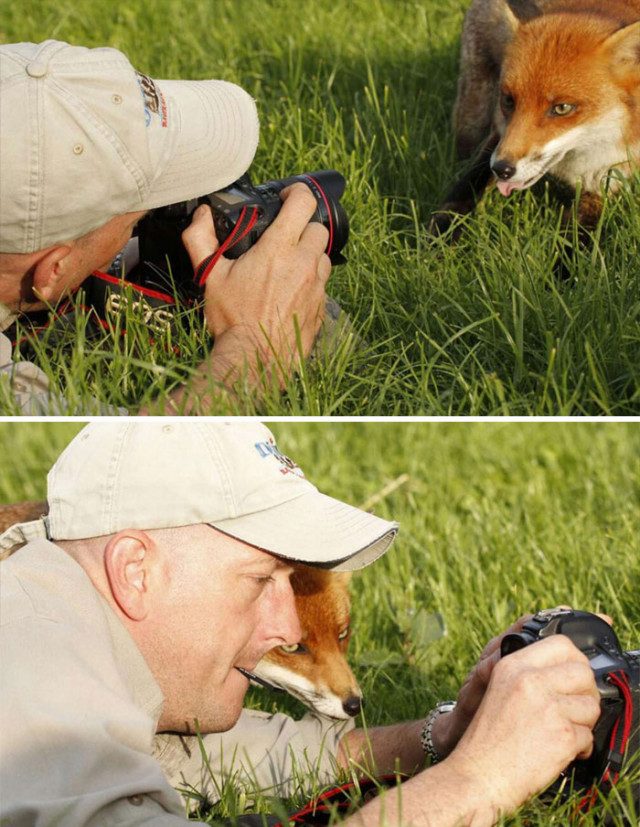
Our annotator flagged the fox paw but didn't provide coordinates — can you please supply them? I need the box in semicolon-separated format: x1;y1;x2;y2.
427;203;470;241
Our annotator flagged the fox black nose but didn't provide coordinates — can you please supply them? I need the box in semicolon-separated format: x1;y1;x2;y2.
492;159;516;180
342;696;362;717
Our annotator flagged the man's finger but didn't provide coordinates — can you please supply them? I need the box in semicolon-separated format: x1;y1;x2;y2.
182;204;221;269
557;693;602;728
546;661;601;700
298;221;330;258
264;183;319;245
573;724;596;760
507;634;590;669
317;253;331;285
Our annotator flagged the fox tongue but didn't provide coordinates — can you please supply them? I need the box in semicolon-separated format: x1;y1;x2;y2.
496;181;529;195
496;180;517;197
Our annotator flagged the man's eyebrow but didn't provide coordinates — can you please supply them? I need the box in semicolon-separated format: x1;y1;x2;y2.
238;555;280;571
237;554;295;575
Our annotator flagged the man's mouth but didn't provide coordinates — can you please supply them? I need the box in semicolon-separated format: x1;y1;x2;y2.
235;666;284;693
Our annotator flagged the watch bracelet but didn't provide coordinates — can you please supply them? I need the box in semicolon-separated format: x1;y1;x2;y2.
420;701;457;764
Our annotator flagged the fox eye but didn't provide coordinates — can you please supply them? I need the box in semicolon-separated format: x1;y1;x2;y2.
500;92;515;114
551;103;575;117
280;643;307;655
338;626;350;641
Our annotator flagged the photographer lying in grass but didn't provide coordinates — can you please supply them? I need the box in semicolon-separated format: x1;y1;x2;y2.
0;40;331;414
0;421;605;827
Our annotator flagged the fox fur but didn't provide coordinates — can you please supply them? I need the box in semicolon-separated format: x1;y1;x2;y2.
0;502;362;719
432;0;640;233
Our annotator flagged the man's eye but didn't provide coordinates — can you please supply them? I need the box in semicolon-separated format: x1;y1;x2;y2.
252;575;274;587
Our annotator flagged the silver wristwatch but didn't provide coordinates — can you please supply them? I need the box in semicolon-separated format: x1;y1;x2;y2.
420;701;457;764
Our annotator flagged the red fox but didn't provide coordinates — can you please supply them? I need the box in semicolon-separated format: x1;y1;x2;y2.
432;0;640;233
0;502;362;720
254;565;362;720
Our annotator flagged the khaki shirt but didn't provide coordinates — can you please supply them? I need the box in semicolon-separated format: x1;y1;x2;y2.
0;539;351;826
0;301;127;415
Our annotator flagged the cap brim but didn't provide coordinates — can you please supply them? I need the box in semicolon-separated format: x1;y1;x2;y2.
209;491;398;571
143;79;259;208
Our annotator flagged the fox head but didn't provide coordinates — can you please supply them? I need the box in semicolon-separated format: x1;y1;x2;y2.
490;4;640;194
254;565;362;720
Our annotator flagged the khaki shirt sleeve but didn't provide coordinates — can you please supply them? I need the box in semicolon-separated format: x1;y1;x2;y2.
0;604;195;825
0;330;60;414
0;331;127;415
155;708;354;805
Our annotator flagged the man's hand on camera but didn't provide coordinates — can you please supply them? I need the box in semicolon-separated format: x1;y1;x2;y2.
430;607;612;760
181;182;331;389
441;634;601;816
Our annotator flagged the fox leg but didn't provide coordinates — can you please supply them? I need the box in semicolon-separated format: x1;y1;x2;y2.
576;192;604;230
428;132;499;238
553;190;604;279
559;190;604;237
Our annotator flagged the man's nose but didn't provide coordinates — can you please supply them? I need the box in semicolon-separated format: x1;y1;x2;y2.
269;580;302;646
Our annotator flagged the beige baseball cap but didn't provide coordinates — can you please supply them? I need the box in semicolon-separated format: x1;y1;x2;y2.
0;421;398;571
0;40;259;254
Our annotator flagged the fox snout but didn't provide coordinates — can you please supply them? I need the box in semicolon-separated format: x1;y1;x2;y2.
254;647;363;720
491;159;517;181
342;695;362;717
490;155;527;196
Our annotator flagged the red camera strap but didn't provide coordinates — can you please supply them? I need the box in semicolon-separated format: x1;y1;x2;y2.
272;774;404;826
194;206;259;287
576;670;634;817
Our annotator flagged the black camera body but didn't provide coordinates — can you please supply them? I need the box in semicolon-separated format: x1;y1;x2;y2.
501;609;639;815
135;170;349;300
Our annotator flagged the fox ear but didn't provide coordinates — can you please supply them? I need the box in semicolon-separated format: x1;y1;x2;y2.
501;0;543;30
334;570;353;586
603;21;640;73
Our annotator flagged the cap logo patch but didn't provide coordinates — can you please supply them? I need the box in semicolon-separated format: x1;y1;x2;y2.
254;439;305;478
135;71;168;128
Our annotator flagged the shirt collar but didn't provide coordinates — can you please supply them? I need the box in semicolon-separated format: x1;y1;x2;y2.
0;301;17;333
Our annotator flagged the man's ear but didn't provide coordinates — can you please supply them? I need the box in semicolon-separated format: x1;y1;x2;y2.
603;21;640;75
31;245;73;304
103;530;159;621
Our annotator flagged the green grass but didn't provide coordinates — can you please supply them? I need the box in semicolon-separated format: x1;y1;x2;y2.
2;0;639;414
1;421;639;824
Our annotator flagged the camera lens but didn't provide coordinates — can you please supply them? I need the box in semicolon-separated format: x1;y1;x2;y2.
264;171;349;263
